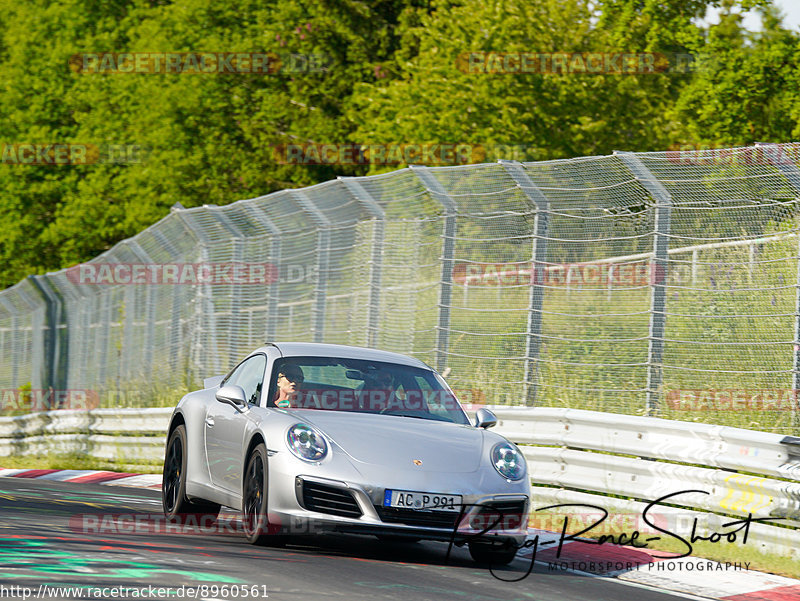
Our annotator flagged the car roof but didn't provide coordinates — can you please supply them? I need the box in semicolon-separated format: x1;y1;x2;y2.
261;342;433;370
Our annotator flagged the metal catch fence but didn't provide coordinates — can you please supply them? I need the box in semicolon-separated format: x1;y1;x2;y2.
1;143;799;434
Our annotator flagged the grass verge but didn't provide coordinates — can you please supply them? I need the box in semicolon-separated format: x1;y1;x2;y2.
0;452;161;474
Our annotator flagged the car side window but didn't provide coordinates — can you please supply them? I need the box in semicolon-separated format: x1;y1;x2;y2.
222;362;245;387
226;354;267;406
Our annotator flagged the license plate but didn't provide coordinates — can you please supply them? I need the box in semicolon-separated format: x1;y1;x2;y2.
383;489;462;512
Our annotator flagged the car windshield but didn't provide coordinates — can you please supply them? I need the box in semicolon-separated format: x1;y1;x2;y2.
269;356;470;425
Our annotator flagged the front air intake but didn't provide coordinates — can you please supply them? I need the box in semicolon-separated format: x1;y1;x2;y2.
301;481;363;518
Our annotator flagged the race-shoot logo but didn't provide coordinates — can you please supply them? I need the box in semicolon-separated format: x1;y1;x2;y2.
528;511;668;536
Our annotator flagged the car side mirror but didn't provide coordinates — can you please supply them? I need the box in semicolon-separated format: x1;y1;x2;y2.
216;385;248;410
474;408;497;429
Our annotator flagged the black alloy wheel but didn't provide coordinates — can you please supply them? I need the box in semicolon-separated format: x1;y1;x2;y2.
242;443;285;546
162;424;220;524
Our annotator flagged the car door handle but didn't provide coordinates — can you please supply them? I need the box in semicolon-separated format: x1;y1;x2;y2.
205;416;215;428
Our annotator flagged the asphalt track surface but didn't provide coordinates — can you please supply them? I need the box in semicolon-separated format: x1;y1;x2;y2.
0;478;706;601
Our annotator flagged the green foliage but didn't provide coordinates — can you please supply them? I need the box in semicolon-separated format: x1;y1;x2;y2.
674;3;800;145
0;0;419;286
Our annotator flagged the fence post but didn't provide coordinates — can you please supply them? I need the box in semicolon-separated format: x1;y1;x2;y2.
615;151;673;416
98;289;112;392
57;277;92;393
500;160;550;406
127;240;158;380
338;177;385;349
170;215;219;378
165;208;203;376
241;201;282;342
0;299;20;387
410;166;457;372
291;190;331;343
757;143;800;431
28;275;68;408
206;210;245;344
171;211;223;377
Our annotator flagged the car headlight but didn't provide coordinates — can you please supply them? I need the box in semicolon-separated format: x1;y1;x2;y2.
491;441;525;481
286;423;328;462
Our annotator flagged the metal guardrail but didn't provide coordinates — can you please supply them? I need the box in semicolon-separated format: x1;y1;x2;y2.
0;405;797;557
0;408;172;466
488;407;800;557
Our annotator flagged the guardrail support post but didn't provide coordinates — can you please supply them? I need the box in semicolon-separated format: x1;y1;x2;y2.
500;161;550;406
338;177;385;349
410;166;457;372
757;143;800;432
616;151;673;416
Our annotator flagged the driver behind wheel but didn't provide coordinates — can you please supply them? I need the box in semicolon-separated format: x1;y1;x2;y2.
274;365;304;408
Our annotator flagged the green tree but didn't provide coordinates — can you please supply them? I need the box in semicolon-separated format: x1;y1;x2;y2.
673;3;800;146
0;0;419;286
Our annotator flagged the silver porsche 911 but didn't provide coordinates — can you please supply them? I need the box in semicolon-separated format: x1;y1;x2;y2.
161;342;530;564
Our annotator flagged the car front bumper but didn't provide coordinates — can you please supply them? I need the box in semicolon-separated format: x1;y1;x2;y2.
266;472;529;545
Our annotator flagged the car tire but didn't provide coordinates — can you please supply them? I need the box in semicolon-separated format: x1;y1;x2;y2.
468;539;518;566
242;443;286;547
162;424;221;524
